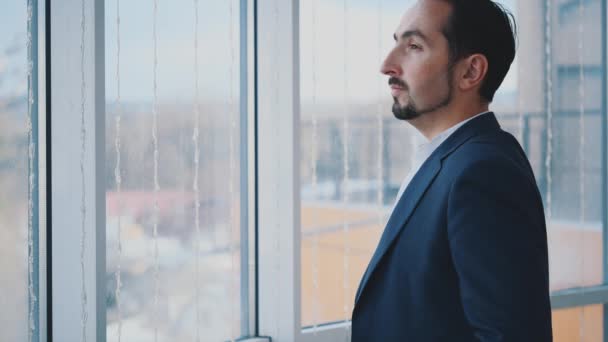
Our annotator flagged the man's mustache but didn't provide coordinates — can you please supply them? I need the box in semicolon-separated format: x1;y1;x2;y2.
388;77;407;89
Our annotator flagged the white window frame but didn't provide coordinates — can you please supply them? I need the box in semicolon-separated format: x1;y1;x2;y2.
49;0;106;340
255;0;352;340
255;0;302;340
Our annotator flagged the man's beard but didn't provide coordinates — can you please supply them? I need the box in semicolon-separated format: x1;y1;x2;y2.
389;73;453;121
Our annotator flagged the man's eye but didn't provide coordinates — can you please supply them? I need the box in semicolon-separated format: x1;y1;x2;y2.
408;44;421;50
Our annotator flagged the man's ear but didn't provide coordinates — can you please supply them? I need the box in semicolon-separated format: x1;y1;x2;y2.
458;54;488;91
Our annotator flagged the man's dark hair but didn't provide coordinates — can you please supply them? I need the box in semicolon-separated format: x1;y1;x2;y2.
440;0;517;102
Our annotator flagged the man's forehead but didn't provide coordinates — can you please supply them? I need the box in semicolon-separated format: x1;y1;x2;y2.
394;0;451;40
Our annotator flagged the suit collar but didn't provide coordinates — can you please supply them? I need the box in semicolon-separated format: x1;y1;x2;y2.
435;111;500;160
353;112;501;306
420;110;492;149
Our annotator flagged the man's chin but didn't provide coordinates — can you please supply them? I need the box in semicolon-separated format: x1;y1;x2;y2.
392;103;420;121
393;112;418;121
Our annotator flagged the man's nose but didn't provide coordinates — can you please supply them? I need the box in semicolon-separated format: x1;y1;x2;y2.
380;52;402;77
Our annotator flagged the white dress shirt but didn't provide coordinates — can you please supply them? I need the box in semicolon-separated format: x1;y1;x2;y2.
392;111;491;210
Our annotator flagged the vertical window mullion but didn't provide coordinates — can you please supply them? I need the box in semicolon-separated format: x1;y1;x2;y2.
49;0;105;341
256;0;302;341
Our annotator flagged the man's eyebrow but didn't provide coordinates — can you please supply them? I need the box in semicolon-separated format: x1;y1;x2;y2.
393;30;429;43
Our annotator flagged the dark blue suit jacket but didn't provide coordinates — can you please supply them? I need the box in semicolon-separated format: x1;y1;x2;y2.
351;113;552;341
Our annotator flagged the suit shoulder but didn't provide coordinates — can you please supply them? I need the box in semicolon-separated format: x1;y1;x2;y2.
445;136;506;166
443;130;534;185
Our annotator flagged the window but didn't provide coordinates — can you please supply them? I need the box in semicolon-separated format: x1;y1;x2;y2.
104;0;246;340
11;0;608;341
298;0;608;340
299;0;407;330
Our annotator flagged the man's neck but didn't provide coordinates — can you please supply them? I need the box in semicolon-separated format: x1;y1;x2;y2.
407;103;490;141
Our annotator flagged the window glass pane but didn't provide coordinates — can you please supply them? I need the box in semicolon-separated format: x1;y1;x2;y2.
500;0;604;291
0;1;39;341
104;1;244;340
299;0;414;327
552;305;604;341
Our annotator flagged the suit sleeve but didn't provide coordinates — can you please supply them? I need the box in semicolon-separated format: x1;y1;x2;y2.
447;158;553;342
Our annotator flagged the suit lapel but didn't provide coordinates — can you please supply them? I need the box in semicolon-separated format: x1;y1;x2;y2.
354;156;441;304
353;112;501;305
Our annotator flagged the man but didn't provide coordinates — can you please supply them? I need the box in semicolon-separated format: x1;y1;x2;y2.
351;0;553;341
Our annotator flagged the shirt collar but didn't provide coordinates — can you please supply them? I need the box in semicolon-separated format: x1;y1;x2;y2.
414;111;491;159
